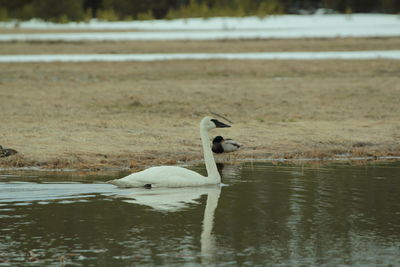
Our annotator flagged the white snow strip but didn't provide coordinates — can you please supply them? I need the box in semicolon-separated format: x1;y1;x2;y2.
1;26;399;41
0;14;399;31
1;14;399;41
1;50;399;62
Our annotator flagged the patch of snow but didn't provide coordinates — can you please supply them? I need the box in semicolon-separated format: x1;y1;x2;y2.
0;14;399;40
1;50;399;62
0;14;398;31
0;25;399;42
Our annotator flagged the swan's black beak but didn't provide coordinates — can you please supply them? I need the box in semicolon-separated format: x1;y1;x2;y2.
211;119;231;128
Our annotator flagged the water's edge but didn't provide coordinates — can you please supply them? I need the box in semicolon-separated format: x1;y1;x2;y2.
1;156;399;173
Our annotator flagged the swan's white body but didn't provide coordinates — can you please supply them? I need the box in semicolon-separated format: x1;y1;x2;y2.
108;117;229;188
108;166;218;188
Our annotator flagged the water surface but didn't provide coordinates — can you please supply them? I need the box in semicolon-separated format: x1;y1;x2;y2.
0;161;399;266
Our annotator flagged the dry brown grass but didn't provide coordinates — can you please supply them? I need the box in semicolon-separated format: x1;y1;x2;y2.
1;37;400;54
0;53;399;170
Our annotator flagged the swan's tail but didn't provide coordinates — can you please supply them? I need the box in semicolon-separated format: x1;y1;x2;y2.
107;178;142;188
107;179;129;188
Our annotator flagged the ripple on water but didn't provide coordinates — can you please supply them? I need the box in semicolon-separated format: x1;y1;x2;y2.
0;182;118;205
0;162;400;266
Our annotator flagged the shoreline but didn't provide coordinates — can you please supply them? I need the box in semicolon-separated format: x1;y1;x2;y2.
1;149;400;172
1;155;400;173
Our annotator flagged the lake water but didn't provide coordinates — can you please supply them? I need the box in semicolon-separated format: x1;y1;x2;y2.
0;161;399;266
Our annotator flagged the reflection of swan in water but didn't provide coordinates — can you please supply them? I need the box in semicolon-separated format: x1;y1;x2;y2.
200;185;221;264
115;186;221;212
114;185;221;262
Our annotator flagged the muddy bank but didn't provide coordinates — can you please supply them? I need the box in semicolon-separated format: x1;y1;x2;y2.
1;146;400;172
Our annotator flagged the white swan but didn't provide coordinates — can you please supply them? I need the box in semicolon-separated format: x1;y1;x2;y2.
107;116;230;188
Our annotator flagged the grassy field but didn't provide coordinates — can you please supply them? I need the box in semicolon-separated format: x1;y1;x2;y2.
1;37;400;54
0;38;399;170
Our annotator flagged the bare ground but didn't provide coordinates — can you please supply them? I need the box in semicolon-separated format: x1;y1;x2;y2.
1;37;400;54
1;57;399;170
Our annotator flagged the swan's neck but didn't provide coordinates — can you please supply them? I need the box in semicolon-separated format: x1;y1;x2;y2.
200;127;221;183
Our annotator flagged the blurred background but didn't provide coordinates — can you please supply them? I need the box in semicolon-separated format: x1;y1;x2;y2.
0;0;399;23
0;0;399;167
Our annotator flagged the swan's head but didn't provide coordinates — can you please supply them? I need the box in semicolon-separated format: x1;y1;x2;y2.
212;136;224;144
201;117;230;131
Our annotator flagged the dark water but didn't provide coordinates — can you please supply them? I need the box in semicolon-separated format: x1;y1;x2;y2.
1;162;400;266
